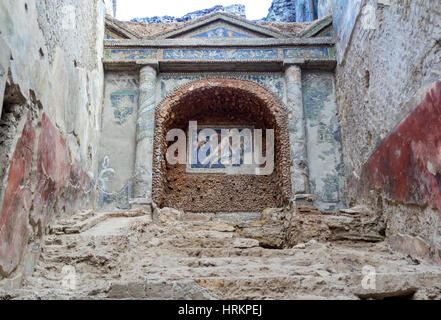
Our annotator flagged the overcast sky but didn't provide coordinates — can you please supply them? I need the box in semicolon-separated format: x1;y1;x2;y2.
116;0;273;21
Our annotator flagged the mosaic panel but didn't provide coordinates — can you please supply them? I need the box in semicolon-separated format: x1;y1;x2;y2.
159;73;285;101
105;49;158;60
190;27;253;38
186;126;253;174
283;48;330;59
105;30;122;39
162;49;279;61
110;90;138;125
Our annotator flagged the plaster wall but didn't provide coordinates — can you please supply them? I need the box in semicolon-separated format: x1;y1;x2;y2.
0;0;106;283
98;72;139;209
333;0;441;262
303;71;345;211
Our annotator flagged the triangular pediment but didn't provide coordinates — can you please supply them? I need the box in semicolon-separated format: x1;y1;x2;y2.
299;14;334;38
105;16;139;39
156;13;290;40
181;22;262;39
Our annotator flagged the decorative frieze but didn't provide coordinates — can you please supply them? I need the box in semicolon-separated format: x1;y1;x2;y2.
160;73;285;101
162;48;280;61
104;47;334;63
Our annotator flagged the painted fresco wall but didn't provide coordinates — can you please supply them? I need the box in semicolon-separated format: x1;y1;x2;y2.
334;0;441;263
100;69;347;212
360;82;441;211
0;0;105;284
99;72;287;208
358;82;441;264
303;71;345;211
98;72;139;209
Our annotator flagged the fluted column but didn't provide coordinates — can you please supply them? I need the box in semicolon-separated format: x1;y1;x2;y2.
285;65;310;196
133;65;157;199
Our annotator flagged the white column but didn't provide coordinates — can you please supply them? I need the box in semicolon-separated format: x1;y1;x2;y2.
285;65;310;196
133;65;157;199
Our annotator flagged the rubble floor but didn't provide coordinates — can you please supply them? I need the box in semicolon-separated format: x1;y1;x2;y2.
1;210;441;300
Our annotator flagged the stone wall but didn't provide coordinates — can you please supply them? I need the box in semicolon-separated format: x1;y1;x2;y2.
0;0;106;284
334;0;441;262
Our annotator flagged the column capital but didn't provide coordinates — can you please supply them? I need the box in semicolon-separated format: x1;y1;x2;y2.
137;60;159;73
283;59;305;71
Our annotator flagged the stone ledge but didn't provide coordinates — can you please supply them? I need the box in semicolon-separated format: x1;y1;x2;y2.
104;58;336;72
104;38;336;48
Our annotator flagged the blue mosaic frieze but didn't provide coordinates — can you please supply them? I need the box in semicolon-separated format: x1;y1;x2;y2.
160;73;285;101
190;27;253;38
283;48;329;59
105;49;158;60
104;47;334;62
162;49;279;61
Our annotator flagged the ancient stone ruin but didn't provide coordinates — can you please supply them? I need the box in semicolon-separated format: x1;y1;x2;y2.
0;0;440;300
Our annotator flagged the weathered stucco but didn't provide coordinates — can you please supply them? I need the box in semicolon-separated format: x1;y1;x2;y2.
357;82;441;263
0;113;34;277
334;0;441;262
0;0;105;282
303;71;344;211
98;72;139;209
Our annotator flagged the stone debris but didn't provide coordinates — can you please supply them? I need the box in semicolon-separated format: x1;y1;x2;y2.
50;210;148;235
236;206;385;249
153;207;183;226
233;238;260;249
340;205;373;216
2;207;440;300
356;287;418;300
107;280;218;300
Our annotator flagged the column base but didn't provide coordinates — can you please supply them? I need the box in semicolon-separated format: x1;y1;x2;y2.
129;198;152;213
291;193;315;207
